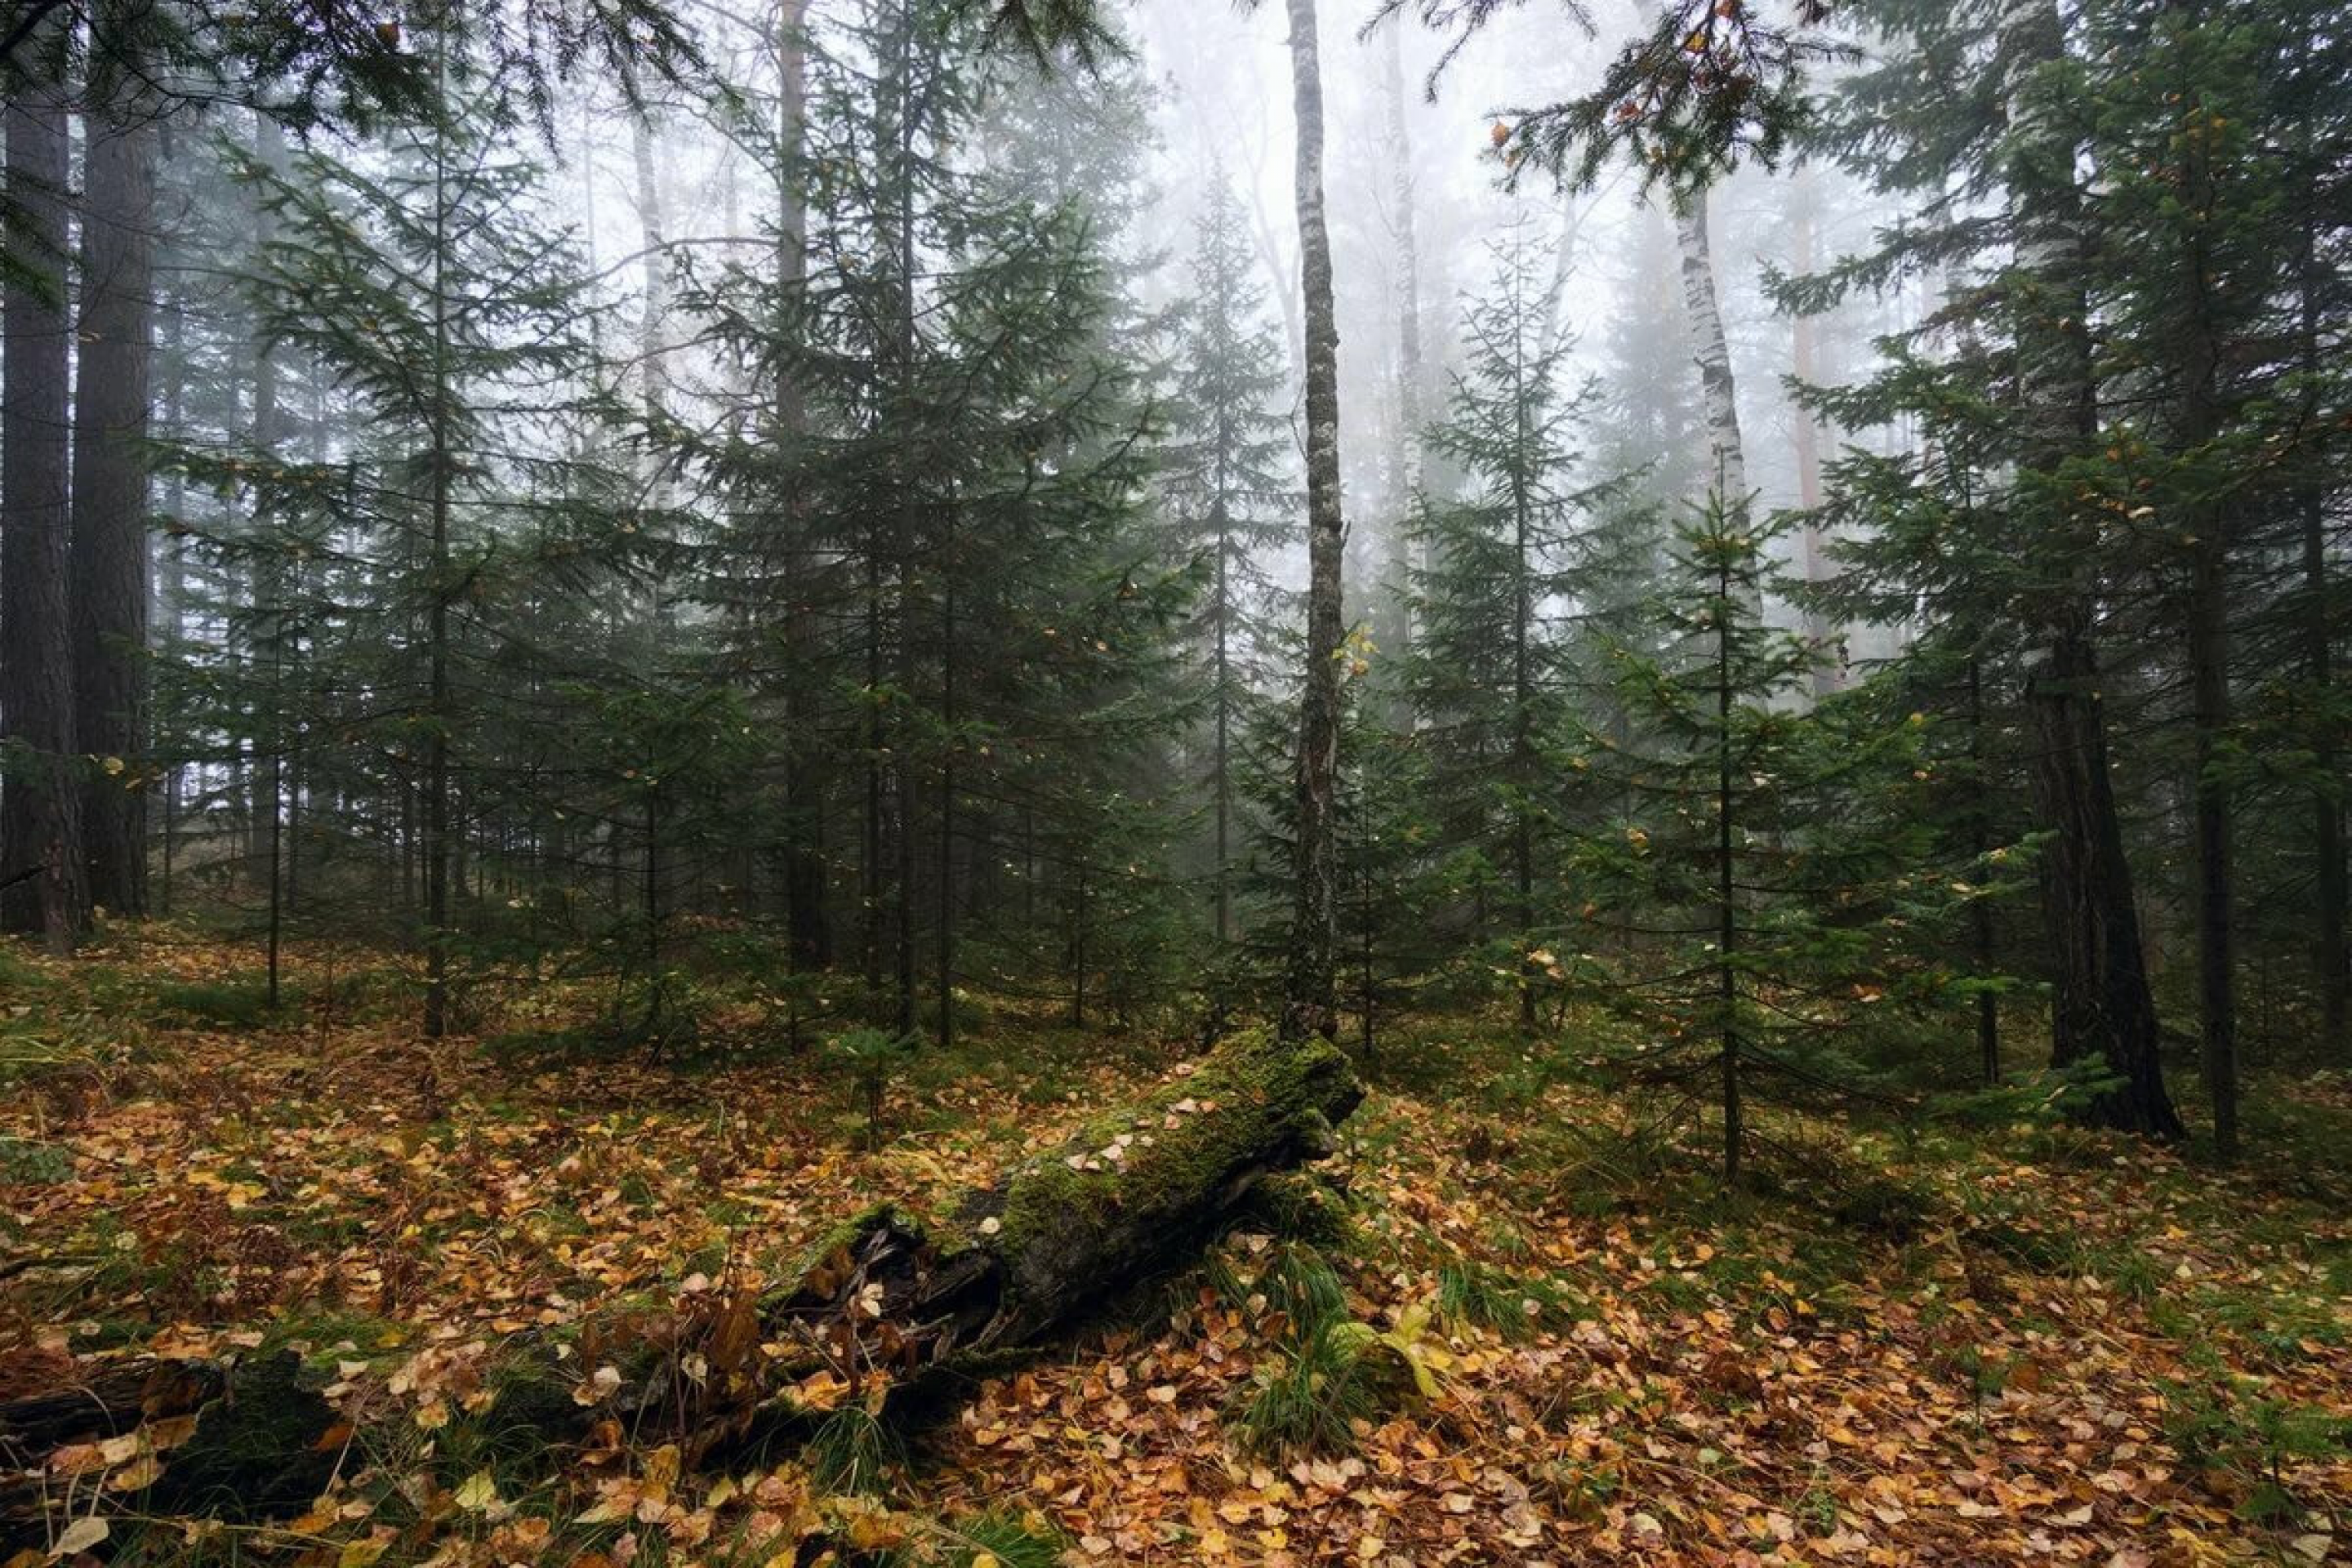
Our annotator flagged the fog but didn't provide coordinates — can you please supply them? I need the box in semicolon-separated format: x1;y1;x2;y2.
538;0;1926;656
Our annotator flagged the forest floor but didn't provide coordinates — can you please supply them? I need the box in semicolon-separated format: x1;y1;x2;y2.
2;929;2350;1568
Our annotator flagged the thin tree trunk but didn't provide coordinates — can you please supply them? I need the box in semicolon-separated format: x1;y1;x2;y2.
422;27;456;1040
1378;16;1423;664
644;792;662;1032
1967;655;2000;1083
634;105;669;507
1070;866;1088;1029
252;116;287;1005
938;542;956;1054
889;0;919;1043
158;167;186;919
2298;206;2347;1058
73;0;157;917
1677;189;1755;622
2176;55;2234;1156
0;15;86;949
776;0;829;972
1214;502;1233;947
1787;167;1838;694
1509;304;1535;1033
2189;539;2234;1154
1277;0;1344;1045
1716;550;1742;1185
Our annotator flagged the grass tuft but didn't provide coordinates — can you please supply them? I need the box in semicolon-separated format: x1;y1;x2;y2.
1226;1316;1382;1458
1438;1258;1567;1341
806;1404;899;1496
937;1510;1067;1567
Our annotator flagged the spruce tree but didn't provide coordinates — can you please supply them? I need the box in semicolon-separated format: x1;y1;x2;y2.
1579;501;1948;1182
1404;225;1621;1031
681;0;1187;1048
182;24;613;1031
1160;176;1295;951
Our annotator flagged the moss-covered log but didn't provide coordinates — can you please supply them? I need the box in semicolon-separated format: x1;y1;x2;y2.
0;1028;1361;1541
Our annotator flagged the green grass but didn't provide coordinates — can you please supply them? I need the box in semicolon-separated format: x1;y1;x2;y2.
1437;1258;1570;1340
934;1511;1068;1568
1225;1316;1384;1459
805;1405;900;1496
142;976;299;1030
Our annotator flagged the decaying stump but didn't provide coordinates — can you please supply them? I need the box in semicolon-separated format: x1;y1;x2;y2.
1;1028;1361;1544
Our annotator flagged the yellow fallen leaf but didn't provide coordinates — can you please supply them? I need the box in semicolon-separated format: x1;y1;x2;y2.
51;1517;108;1557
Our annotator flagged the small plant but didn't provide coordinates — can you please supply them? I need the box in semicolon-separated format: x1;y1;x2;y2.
1227;1316;1383;1458
1257;1241;1348;1342
826;1027;916;1149
1797;1463;1842;1537
0;1135;74;1183
934;1510;1068;1568
144;976;292;1030
1438;1258;1567;1341
2160;1372;2352;1525
806;1404;899;1496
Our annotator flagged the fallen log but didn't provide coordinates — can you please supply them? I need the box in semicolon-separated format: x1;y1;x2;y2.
1;1027;1362;1545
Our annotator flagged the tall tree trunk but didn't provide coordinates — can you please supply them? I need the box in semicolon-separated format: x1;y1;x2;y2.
938;538;956;1053
2176;42;2234;1156
422;28;457;1039
1212;496;1240;951
72;0;156;918
157;131;185;919
2002;0;2178;1137
1677;189;1757;619
1277;0;1344;1045
2188;537;2233;1154
1377;17;1422;666
1;15;85;949
1509;319;1535;1033
2298;204;2347;1058
889;0;919;1043
633;109;669;449
1715;546;1742;1184
251;116;287;1004
1786;167;1838;695
775;0;829;972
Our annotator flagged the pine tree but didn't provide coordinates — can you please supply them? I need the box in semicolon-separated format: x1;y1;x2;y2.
1160;176;1295;951
1405;225;1621;1030
1578;501;1949;1182
72;0;159;918
182;24;613;1031
681;0;1187;1047
1784;0;2187;1136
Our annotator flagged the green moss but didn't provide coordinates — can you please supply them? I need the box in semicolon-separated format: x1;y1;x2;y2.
1237;1171;1358;1248
258;1308;408;1368
981;1028;1362;1343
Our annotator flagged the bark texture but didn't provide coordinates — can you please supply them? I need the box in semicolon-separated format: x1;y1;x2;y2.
0;15;87;948
1677;194;1747;508
1280;0;1345;1045
1378;16;1423;666
1786;167;1839;695
73;0;158;918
